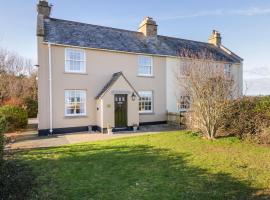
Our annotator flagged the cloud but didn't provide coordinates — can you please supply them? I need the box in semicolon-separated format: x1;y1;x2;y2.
159;7;270;21
244;66;270;79
230;7;270;16
244;77;270;96
243;66;270;95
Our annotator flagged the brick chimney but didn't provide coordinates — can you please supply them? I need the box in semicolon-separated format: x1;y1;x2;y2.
37;0;52;36
208;30;222;47
138;17;158;37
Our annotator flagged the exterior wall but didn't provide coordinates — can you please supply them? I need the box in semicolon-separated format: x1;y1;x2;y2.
99;76;139;129
166;57;180;113
37;37;50;129
38;43;167;130
232;63;243;97
166;57;243;113
96;99;102;129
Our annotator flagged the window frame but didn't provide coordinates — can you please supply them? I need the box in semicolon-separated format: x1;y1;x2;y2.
138;91;154;113
64;90;87;117
138;56;153;77
224;64;232;77
65;48;86;73
178;95;190;111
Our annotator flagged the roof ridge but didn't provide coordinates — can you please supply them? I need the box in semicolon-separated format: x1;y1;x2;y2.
49;17;143;35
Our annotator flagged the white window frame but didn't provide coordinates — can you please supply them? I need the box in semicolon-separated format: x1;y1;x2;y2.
224;64;232;77
138;56;153;77
64;90;86;117
178;95;190;111
65;48;86;73
138;91;153;113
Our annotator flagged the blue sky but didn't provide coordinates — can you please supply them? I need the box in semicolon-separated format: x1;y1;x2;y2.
0;0;270;95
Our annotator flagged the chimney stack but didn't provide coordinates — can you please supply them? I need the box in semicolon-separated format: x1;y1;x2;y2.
37;0;52;36
138;17;158;37
208;30;222;47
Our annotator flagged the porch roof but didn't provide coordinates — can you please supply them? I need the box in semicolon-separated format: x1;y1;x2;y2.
95;72;139;99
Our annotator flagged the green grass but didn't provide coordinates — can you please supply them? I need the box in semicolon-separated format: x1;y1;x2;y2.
15;131;270;200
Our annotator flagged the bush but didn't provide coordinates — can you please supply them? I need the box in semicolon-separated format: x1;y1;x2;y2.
222;96;270;144
3;97;24;107
0;160;36;200
0;105;28;132
24;97;38;118
0;116;7;165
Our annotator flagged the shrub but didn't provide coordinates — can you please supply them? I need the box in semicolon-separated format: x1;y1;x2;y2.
0;116;7;165
3;97;24;107
24;97;38;118
0;105;28;132
222;96;270;144
0;160;36;200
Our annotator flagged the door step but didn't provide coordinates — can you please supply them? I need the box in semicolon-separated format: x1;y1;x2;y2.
113;127;132;132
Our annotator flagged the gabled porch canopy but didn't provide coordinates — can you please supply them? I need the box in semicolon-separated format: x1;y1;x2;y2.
95;72;140;132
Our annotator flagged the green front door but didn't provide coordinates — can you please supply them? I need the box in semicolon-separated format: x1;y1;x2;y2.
114;94;127;128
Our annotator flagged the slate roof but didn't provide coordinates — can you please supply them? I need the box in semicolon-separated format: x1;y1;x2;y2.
95;72;139;99
44;18;242;63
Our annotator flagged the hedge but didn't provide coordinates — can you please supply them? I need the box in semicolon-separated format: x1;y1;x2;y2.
0;105;28;132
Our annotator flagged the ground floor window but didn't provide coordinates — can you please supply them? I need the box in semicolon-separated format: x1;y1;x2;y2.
178;95;190;110
139;91;153;113
65;90;86;116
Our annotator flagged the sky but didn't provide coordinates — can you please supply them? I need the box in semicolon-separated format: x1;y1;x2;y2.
0;0;270;95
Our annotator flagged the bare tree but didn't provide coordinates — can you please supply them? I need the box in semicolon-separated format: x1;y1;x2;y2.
175;50;236;139
0;48;36;105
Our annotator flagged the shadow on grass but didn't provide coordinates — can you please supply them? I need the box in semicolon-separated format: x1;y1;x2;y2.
20;144;269;200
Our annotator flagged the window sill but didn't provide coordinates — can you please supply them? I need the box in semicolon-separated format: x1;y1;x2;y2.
139;112;155;115
64;72;88;75
137;75;154;78
64;115;88;119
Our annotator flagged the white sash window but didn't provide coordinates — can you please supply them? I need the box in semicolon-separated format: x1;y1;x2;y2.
65;90;86;116
65;48;86;73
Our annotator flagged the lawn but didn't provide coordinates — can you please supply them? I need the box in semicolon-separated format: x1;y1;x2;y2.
15;131;270;200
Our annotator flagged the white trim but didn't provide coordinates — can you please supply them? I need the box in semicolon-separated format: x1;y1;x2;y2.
138;55;153;77
48;43;53;134
64;90;87;117
138;90;153;113
65;48;86;73
43;42;239;65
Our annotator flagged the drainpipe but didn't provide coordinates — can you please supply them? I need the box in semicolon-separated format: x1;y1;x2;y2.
48;43;53;134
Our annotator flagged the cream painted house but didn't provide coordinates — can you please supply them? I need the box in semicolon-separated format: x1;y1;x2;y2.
36;0;243;135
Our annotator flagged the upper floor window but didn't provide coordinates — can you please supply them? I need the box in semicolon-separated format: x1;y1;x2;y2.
65;90;86;116
139;91;153;113
138;56;153;76
65;48;86;73
224;64;231;77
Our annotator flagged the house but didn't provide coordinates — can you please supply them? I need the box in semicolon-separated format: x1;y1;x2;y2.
36;0;243;135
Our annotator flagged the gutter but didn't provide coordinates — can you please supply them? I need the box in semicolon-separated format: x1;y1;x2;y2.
48;42;53;134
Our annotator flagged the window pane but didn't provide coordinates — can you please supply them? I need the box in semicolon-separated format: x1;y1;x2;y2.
65;90;86;116
138;56;152;76
138;91;153;113
65;49;85;73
